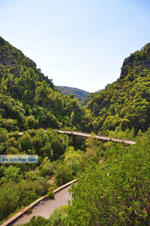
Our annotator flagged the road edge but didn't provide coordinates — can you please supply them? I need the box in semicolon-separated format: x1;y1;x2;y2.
1;179;76;226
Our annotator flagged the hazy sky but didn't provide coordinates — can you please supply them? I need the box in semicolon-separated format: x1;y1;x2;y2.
0;0;149;92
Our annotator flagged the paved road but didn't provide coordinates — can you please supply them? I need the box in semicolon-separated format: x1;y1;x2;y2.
11;186;72;225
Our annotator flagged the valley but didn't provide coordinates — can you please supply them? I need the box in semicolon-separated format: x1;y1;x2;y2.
0;37;150;225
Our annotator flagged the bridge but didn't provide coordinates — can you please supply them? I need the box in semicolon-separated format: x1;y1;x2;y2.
18;129;136;145
56;130;136;145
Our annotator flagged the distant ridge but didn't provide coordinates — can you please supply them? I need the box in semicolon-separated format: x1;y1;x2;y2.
57;86;89;103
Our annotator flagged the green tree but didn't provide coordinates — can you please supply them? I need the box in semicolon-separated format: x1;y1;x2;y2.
67;134;150;225
55;163;73;186
20;133;33;151
1;165;22;183
0;128;8;142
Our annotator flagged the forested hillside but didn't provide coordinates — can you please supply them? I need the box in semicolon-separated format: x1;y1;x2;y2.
57;86;89;104
86;43;150;134
0;37;90;224
0;37;90;132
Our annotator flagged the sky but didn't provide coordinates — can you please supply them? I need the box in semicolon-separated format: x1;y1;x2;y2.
0;0;150;92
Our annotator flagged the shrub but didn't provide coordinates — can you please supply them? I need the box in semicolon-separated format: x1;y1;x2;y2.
67;135;150;225
55;164;73;186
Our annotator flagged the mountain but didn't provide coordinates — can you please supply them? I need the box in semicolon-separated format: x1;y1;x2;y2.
1;36;150;134
1;36;150;225
86;43;150;134
0;37;91;223
57;86;89;104
0;37;88;131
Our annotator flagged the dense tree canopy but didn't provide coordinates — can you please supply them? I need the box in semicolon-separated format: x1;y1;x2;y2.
0;36;89;131
66;132;150;225
86;43;150;134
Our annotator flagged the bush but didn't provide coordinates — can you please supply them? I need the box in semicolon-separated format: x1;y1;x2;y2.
67;134;150;225
22;216;49;226
26;115;39;129
49;205;68;226
40;157;56;177
26;208;32;214
19;133;33;150
0;178;48;221
0;165;22;183
46;186;55;199
55;164;73;186
0;128;8;142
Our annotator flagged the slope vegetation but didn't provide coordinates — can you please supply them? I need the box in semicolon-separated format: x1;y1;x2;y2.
0;37;90;223
86;43;150;134
57;86;89;104
0;37;88;131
